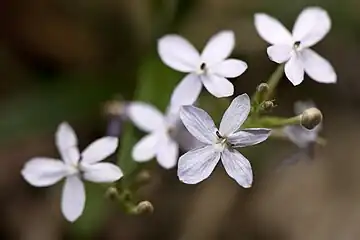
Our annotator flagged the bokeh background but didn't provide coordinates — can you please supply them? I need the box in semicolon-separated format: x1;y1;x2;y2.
1;0;360;239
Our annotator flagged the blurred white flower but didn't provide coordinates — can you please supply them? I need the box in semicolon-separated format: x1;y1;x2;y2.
255;7;336;85
21;122;122;222
283;101;322;148
178;94;271;187
128;102;182;169
158;30;248;102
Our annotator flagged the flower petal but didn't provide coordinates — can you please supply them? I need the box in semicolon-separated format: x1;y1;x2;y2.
55;122;80;165
132;133;158;162
284;55;304;86
283;125;319;149
158;35;200;72
201;74;234;98
81;137;118;164
292;7;331;47
267;45;292;63
221;148;253;188
156;136;179;169
61;175;85;222
211;59;248;78
201;30;235;64
170;73;202;107
179;105;217;144
228;128;271;147
82;163;123;183
21;158;67;187
301;48;336;83
254;13;292;45
219;94;250;136
178;145;220;184
127;102;165;132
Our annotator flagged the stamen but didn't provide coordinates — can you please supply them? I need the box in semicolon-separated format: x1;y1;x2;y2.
200;62;206;70
216;131;222;139
294;41;301;48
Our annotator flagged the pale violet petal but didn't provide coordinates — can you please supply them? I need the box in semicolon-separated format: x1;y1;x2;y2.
21;158;67;187
219;94;250;136
156;136;179;169
201;74;234;98
292;7;331;47
211;59;248;78
227;128;271;147
127;102;165;132
170;73;202;107
301;48;336;83
254;13;293;45
81;137;118;164
267;45;293;63
179;105;217;144
61;175;85;222
284;55;304;86
221;148;253;188
158;35;200;72
55;122;80;165
178;145;220;184
201;30;235;64
82;163;123;183
132;133;158;162
283;125;317;148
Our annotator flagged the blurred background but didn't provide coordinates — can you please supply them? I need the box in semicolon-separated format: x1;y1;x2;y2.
1;0;360;239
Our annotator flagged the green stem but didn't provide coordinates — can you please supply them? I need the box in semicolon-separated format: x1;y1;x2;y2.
264;64;284;100
244;115;301;129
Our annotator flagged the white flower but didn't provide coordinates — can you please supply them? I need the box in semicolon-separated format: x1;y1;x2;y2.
255;7;337;85
158;30;248;103
283;101;322;148
128;102;180;169
178;94;271;187
21;122;122;222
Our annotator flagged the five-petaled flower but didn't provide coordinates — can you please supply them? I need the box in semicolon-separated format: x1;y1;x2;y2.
21;122;123;222
177;94;271;187
158;30;248;103
255;7;337;85
128;102;182;169
283;101;322;148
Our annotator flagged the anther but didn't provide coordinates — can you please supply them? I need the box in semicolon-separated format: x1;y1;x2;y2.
294;41;301;48
216;131;222;138
200;62;206;70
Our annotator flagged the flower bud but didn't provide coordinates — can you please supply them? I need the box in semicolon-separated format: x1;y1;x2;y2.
135;201;154;214
300;107;323;130
135;170;151;185
105;186;119;200
104;100;126;116
257;83;270;94
261;101;274;111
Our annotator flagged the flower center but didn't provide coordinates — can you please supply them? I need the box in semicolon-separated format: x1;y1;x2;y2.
197;62;207;75
214;131;228;151
67;163;80;176
293;41;301;50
